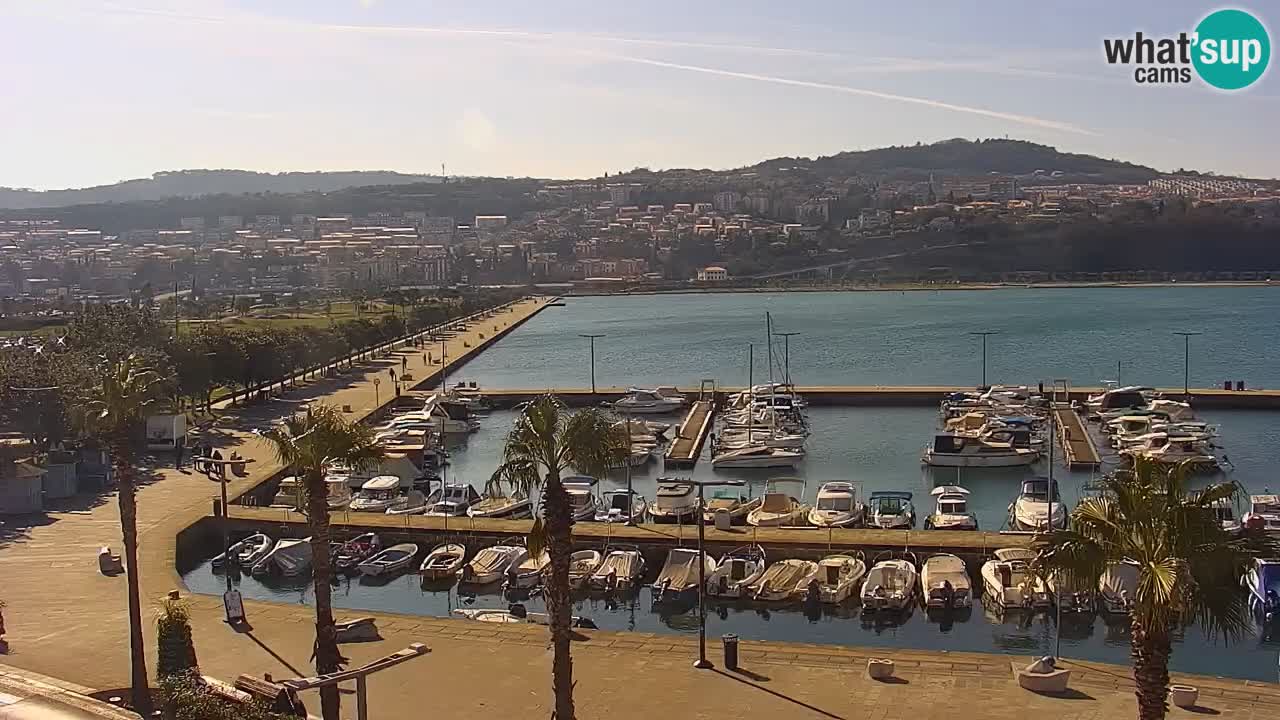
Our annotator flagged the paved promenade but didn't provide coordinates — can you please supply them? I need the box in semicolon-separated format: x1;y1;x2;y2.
1;293;1276;718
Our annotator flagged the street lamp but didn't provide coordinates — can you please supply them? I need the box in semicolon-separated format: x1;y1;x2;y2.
969;331;999;387
1173;331;1202;400
578;334;605;395
686;477;744;670
772;331;800;386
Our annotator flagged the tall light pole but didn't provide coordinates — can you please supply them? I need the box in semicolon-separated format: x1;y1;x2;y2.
969;331;999;387
579;333;605;395
688;477;744;670
1173;331;1201;400
773;331;800;386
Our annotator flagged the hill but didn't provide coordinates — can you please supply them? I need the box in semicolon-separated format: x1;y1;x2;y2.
0;169;442;210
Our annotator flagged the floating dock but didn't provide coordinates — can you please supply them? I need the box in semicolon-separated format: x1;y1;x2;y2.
1053;405;1102;468
664;399;716;467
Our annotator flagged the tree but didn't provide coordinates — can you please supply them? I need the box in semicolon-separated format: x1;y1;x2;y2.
79;355;166;715
487;396;625;720
260;404;384;720
1033;459;1279;720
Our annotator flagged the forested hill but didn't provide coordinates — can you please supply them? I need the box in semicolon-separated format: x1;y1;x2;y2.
0;170;442;210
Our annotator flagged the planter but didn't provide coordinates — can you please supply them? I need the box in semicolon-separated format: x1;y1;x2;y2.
867;658;895;680
1169;685;1198;708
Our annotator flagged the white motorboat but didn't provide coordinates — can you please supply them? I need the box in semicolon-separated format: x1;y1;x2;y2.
468;491;533;520
924;486;978;530
271;476;302;509
718;430;807;450
747;490;809;527
1120;434;1217;467
814;554;866;604
1008;478;1066;531
1244;494;1280;533
614;387;687;414
562;476;600;521
1147;398;1195;422
423;483;482;514
981;548;1051;610
1048;573;1095;613
649;481;699;524
332;533;381;574
213;533;273;571
867;491;915;529
568;550;603;589
462;544;528;585
1086;386;1154;413
1098;560;1140;615
252;537;313;578
419;543;466;580
705;545;766;598
421;500;474;517
420;394;482;434
807;481;865;528
595;489;648;523
860;553;919;612
507;550;550;590
921;553;972;609
1245;558;1280;622
652;548;716;602
452;606;596;628
702;490;762;525
609;446;655;468
711;444;804;469
749;558;818;601
923;434;1039;468
349;476;406;513
357;543;419;577
588;546;645;591
385;489;430;515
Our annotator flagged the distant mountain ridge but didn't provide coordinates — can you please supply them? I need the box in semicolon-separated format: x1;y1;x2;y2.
0;169;442;210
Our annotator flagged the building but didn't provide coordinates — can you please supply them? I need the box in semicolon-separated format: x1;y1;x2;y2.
179;217;205;230
217;215;244;230
696;265;729;282
474;215;508;231
987;176;1021;202
714;191;740;213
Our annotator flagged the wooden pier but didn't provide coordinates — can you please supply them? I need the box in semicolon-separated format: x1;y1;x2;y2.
664;399;716;467
1053;405;1102;469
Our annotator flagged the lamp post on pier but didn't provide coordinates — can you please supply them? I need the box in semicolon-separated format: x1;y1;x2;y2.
687;477;744;670
1173;331;1201;400
969;331;999;387
579;333;605;395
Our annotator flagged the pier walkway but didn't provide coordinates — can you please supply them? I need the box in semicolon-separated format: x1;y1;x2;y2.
664;399;716;467
1054;406;1102;468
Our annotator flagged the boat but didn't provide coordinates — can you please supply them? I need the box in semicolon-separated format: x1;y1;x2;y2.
649;481;699;524
588;546;645;591
213;533;273;571
867;491;915;529
251;537;313;578
568;550;603;589
705;545;767;598
562;476;600;521
701;489;762;525
981;548;1051;611
1008;478;1066;531
921;554;972;609
1048;573;1095;613
453;606;596;628
595;489;648;523
468;490;533;520
1086;386;1154;413
749;559;819;601
807;481;865;528
814;554;866;604
270;476;302;509
507;550;550;590
461;544;528;585
421;394;482;434
1119;434;1218;468
609;446;655;468
1098;560;1140;615
419;543;467;580
332;533;381;574
613;387;687;414
860;552;919;612
924;486;978;530
385;489;430;515
1243;495;1280;533
711;444;804;469
746;488;809;527
1245;558;1280;622
651;548;716;603
357;543;420;577
923;433;1039;468
718;430;807;450
423;483;482;514
349;476;407;513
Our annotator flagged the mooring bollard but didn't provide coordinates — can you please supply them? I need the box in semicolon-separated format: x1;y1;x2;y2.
722;634;739;671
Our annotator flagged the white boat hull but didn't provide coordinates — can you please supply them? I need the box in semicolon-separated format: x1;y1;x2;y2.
923;451;1039;468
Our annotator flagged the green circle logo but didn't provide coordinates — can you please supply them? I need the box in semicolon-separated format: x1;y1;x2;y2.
1192;9;1270;90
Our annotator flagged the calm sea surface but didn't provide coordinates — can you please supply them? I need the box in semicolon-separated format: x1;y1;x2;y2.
186;289;1280;681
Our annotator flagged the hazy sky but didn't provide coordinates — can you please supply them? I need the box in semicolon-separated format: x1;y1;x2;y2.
2;1;1277;189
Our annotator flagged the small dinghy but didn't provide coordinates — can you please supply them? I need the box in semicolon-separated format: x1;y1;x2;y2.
507;550;550;590
332;533;381;574
588;546;645;592
419;543;467;580
213;533;273;571
462;544;528;585
568;550;603;589
921;553;972;609
357;543;419;578
749;559;818;601
453;604;597;628
814;554;866;604
860;552;919;612
706;545;767;598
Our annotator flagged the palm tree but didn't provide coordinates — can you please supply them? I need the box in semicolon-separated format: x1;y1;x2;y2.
488;395;626;720
1033;458;1279;720
81;354;165;715
261;403;383;720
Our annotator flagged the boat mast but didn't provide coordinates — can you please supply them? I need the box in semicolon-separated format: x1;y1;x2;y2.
766;313;776;440
747;343;754;444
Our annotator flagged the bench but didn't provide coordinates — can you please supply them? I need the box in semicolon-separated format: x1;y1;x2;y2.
98;546;123;575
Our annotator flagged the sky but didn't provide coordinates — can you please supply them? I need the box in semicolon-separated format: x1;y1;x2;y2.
1;0;1277;189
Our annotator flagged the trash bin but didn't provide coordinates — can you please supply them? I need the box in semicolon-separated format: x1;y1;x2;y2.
1223;380;1232;390
722;634;739;670
1236;380;1246;391
714;508;732;531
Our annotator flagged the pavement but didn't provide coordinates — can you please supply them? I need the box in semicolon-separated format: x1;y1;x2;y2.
0;293;1277;718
